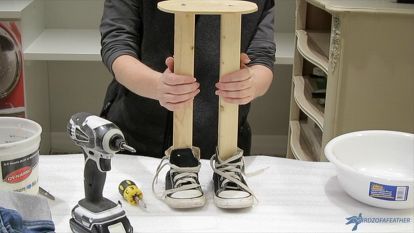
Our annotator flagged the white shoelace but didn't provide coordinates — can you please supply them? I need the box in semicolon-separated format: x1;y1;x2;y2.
210;153;256;200
152;155;201;199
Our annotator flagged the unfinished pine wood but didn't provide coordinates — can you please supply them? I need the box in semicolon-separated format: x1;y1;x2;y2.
158;0;257;14
172;13;195;149
218;13;242;160
158;1;257;155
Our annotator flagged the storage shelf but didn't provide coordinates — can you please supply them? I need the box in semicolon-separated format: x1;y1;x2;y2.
0;107;26;115
24;29;101;61
300;118;322;158
0;0;34;19
293;75;324;130
289;121;316;161
23;29;292;63
296;30;330;74
275;32;295;65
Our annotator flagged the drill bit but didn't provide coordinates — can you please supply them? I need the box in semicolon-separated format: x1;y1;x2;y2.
120;142;136;153
134;196;147;209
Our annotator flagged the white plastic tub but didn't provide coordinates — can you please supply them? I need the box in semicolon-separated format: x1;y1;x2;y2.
0;117;42;194
325;130;414;209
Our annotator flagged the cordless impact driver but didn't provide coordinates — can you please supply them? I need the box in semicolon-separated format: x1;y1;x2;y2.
67;112;135;233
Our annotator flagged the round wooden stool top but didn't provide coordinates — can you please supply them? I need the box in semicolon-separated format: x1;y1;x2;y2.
158;0;257;14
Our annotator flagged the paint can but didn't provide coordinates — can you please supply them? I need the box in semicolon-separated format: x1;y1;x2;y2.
0;117;41;194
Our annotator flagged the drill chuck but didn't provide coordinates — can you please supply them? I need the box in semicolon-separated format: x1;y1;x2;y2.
110;136;136;153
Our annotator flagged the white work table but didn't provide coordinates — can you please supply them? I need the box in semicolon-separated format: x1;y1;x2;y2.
39;155;413;233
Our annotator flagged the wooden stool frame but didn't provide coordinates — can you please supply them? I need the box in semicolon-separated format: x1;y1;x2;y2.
158;0;257;160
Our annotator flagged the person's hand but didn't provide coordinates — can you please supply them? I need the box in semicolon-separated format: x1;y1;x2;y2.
215;53;256;105
156;57;200;111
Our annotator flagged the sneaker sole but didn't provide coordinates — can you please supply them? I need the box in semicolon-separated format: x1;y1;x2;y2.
165;195;206;209
214;195;254;209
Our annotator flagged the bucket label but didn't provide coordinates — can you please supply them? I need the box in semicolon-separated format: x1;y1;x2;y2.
1;150;39;184
369;182;409;201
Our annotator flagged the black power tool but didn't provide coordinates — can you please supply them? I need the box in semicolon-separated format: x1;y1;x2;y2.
67;112;135;233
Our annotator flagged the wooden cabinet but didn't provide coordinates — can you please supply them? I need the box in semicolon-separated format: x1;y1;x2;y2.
288;0;414;161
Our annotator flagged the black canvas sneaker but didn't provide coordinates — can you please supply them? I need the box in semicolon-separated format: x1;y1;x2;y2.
210;148;255;208
152;147;206;208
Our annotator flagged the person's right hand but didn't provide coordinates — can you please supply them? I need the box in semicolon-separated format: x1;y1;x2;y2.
156;57;200;111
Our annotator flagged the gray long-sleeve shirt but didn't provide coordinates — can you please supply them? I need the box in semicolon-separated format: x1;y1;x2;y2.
100;0;276;159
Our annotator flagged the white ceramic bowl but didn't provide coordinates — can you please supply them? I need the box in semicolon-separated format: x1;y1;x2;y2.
325;130;414;209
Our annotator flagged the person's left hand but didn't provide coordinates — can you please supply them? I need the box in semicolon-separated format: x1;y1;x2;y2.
215;53;256;105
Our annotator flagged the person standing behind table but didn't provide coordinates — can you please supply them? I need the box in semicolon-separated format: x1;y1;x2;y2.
99;0;276;209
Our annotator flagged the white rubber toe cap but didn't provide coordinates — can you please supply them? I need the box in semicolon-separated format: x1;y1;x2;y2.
165;194;206;209
170;189;203;199
214;193;253;209
217;190;250;199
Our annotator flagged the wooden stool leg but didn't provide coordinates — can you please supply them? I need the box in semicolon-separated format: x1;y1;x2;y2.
218;13;242;160
173;13;195;150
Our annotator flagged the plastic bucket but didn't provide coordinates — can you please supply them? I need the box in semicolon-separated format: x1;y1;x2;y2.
325;130;414;209
0;117;41;194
